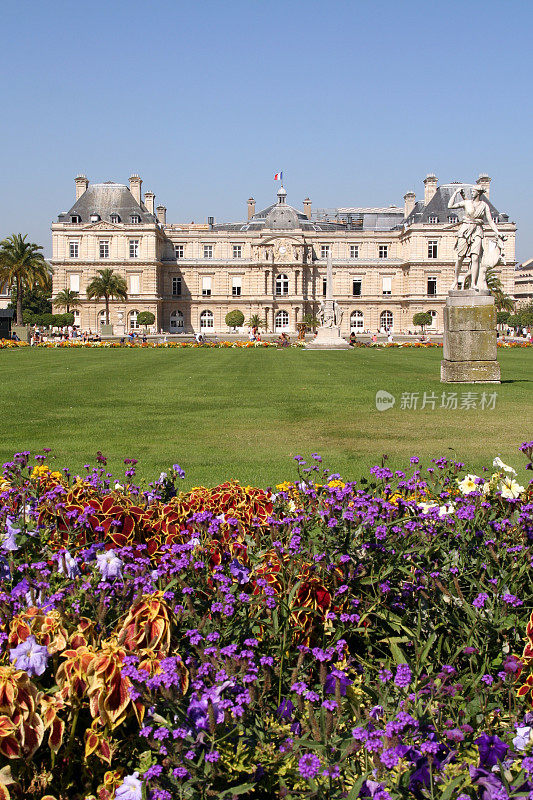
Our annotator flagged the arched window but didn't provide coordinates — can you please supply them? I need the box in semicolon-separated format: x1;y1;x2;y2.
380;310;394;331
200;310;214;330
350;310;364;331
170;310;184;331
110;214;121;224
426;310;437;328
275;273;289;296
129;310;139;329
98;310;107;329
275;310;289;331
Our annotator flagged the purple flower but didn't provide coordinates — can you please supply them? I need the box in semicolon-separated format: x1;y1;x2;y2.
394;663;412;688
115;772;143;800
469;766;507;800
277;698;295;720
298;753;321;779
324;669;352;696
475;733;508;768
96;548;123;579
229;559;250;584
473;592;489;609
9;635;49;677
378;668;393;683
1;517;20;551
205;750;220;763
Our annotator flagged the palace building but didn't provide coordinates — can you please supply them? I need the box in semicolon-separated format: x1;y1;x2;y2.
50;173;516;334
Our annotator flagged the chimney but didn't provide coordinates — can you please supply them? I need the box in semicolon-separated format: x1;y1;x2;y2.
477;173;491;198
403;191;416;218
129;174;142;205
303;197;312;219
423;174;438;205
247;197;255;220
156;205;167;224
75;174;88;200
144;191;155;215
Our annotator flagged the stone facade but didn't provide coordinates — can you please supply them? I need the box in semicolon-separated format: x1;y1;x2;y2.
50;174;517;334
515;260;533;305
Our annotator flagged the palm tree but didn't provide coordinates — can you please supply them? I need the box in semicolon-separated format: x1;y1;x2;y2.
54;288;81;314
86;269;128;325
0;234;51;324
246;313;267;330
485;265;515;312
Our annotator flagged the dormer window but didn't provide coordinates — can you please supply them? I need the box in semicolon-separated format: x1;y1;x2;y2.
90;213;100;223
428;215;439;224
71;215;82;224
448;215;459;224
130;214;141;224
110;214;121;224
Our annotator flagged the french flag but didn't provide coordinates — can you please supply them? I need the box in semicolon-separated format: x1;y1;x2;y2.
274;171;283;181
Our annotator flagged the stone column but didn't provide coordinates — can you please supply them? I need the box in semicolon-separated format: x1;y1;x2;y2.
441;290;500;383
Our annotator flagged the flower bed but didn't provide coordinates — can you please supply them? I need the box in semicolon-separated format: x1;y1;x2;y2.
1;446;533;799
2;338;532;351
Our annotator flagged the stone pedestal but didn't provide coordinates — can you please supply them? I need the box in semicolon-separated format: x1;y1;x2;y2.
100;324;114;337
441;290;500;383
306;325;350;350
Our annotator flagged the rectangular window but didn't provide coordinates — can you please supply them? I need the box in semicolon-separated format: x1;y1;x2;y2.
175;244;184;259
382;276;392;295
321;244;330;259
172;276;182;296
379;244;388;259
322;277;327;297
203;245;213;259
99;240;109;259
427;276;437;296
129;239;139;258
129;274;140;294
428;240;438;259
232;276;242;297
350;245;359;259
232;244;242;259
69;241;79;259
352;279;362;297
69;274;80;292
202;276;212;296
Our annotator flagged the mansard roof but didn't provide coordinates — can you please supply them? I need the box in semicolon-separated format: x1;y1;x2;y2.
405;183;505;226
58;182;156;224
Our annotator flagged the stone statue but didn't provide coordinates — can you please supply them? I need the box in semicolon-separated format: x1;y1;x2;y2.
448;184;505;291
333;301;343;326
318;300;334;327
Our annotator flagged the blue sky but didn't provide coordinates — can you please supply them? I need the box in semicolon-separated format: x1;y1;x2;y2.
1;0;532;260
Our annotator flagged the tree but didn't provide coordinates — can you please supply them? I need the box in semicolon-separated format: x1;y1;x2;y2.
413;312;433;332
54;288;81;314
86;269;128;325
0;234;51;324
485;264;514;312
246;313;267;330
507;314;521;330
225;309;245;330
302;312;320;333
137;311;155;330
497;311;511;326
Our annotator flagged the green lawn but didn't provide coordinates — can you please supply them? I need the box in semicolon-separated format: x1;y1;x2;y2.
0;347;531;487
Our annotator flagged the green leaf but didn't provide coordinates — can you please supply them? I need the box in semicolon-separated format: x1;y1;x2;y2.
220;783;256;797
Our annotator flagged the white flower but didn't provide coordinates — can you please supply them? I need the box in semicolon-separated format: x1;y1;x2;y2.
499;477;524;499
457;474;481;495
114;482;124;491
439;504;455;516
482;481;492;496
418;502;438;514
492;457;517;476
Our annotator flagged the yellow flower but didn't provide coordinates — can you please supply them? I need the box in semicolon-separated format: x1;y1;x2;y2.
327;479;345;488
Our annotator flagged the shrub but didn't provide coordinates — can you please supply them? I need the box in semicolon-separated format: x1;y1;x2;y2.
412;311;433;331
136;311;155;329
225;309;245;329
